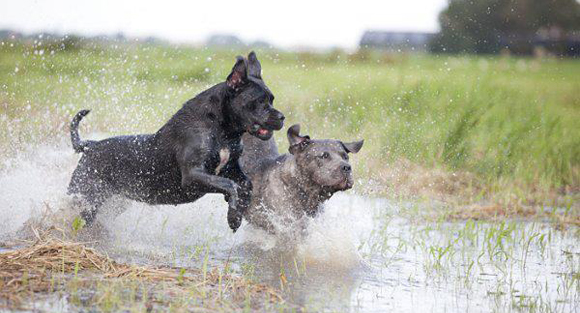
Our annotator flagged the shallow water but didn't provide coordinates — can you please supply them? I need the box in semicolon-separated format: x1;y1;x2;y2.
1;143;579;312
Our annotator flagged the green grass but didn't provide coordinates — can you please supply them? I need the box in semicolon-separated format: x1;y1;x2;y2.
1;39;579;208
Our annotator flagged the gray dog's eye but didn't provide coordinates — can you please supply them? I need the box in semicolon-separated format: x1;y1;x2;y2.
319;152;330;159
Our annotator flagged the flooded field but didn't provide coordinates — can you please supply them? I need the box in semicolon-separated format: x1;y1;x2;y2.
1;142;579;312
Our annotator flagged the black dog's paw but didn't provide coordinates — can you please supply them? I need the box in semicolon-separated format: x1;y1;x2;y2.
225;186;242;232
227;208;243;232
225;187;238;208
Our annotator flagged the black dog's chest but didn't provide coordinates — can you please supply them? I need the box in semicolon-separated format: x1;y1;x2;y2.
208;140;242;174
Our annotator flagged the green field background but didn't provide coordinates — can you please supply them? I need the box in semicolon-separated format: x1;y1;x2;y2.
1;42;579;208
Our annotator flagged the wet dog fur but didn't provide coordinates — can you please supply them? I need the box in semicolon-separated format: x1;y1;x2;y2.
240;124;363;234
68;52;284;232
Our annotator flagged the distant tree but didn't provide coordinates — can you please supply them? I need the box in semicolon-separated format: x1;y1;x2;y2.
60;35;84;51
206;34;245;47
430;0;580;54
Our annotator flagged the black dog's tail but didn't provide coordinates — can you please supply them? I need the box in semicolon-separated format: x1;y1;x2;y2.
70;109;93;153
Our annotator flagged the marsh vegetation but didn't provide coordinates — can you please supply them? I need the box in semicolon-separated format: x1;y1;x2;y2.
0;39;579;311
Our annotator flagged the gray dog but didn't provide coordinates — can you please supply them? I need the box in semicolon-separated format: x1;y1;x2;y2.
240;124;363;234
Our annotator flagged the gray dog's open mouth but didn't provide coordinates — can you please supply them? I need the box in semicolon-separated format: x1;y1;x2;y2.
336;177;354;190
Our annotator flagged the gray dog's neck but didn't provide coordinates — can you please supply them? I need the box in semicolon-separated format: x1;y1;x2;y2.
280;154;334;206
240;135;338;233
274;154;334;216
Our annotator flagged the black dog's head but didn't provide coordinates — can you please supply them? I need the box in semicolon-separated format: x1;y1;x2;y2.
225;52;284;140
287;124;364;191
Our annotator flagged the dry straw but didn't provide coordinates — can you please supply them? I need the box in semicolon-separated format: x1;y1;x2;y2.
0;226;282;310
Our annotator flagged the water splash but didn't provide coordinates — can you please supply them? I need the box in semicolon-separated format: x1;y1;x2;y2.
2;142;578;312
0;141;79;238
0;141;373;275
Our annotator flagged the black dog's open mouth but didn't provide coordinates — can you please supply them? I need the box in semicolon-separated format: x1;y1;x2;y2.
249;124;273;140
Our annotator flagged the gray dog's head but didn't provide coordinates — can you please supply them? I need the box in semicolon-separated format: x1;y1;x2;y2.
225;51;285;140
287;124;364;191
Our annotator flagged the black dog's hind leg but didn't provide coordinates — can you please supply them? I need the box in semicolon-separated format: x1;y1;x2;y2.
80;194;109;226
69;176;112;226
221;160;252;232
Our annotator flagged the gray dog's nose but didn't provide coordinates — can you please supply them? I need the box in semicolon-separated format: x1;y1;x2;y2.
341;164;352;173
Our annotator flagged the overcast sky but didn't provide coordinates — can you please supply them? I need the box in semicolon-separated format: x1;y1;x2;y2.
0;0;448;49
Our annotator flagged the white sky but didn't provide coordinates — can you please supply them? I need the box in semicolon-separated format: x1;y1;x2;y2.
0;0;447;49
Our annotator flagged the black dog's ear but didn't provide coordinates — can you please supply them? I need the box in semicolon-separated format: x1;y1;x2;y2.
342;140;364;154
287;124;311;154
247;51;262;79
226;56;248;90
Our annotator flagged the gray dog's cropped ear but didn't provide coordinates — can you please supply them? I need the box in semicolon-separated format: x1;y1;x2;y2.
287;124;311;154
342;140;364;154
247;51;262;79
226;56;248;90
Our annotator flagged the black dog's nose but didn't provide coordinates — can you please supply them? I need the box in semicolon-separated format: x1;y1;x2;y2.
277;112;285;121
341;164;352;173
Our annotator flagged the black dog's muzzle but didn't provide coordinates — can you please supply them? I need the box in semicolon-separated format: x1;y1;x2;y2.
265;110;285;130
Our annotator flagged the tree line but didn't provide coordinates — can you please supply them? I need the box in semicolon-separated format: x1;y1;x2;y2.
430;0;580;55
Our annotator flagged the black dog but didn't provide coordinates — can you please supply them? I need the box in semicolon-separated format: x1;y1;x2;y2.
68;52;284;232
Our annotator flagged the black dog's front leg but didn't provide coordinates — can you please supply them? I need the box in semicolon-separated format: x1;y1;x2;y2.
178;142;244;231
221;160;253;231
182;168;243;231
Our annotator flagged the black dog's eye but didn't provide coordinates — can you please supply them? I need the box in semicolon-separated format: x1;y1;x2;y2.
319;152;330;159
247;101;257;111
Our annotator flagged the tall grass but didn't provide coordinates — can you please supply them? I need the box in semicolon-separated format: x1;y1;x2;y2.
1;40;578;206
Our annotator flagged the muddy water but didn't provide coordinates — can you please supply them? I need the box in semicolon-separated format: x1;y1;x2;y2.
1;143;579;312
